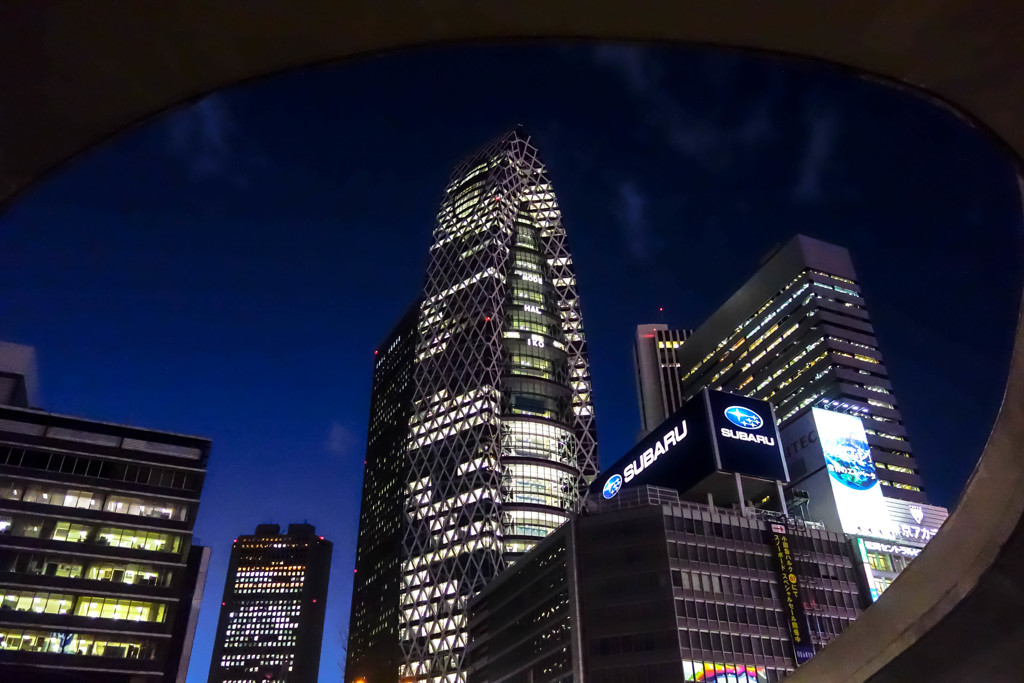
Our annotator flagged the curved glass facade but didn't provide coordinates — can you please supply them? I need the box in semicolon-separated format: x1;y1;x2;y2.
400;129;597;682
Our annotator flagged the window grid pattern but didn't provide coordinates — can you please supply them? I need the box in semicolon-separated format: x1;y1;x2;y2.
401;129;597;683
665;505;861;673
667;265;926;500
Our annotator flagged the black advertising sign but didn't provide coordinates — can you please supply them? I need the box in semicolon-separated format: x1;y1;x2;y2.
590;392;715;501
705;389;789;482
767;523;814;665
590;389;789;502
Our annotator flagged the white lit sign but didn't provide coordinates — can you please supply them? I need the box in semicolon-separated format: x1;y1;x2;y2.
719;427;776;446
814;408;896;539
881;499;946;545
862;540;922;558
623;421;688;483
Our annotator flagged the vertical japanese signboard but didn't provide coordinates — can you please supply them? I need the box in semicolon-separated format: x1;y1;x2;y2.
768;523;814;665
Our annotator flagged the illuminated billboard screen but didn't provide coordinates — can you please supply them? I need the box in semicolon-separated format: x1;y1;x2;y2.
813;408;894;538
767;523;814;664
706;389;788;481
683;661;768;682
591;391;715;500
590;389;788;501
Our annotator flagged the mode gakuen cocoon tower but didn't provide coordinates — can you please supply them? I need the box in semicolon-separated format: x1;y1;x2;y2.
400;128;598;682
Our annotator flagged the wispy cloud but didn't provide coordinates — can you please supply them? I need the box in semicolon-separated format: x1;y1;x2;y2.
325;421;358;458
792;110;839;203
616;181;655;261
591;46;778;169
164;93;255;185
591;45;657;94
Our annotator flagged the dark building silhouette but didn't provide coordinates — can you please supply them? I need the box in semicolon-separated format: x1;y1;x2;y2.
208;523;331;683
0;342;211;683
345;305;418;683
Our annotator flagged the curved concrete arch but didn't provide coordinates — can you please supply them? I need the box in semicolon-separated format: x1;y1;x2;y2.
1;3;1022;680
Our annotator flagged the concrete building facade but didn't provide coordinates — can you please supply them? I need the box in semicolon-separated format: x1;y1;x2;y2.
633;324;693;437
467;485;862;683
0;344;211;683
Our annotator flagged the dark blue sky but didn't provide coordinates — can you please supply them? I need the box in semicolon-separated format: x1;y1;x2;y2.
0;43;1020;682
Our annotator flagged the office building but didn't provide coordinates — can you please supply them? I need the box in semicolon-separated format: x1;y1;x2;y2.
0;342;211;683
468;390;863;682
0;342;39;408
345;304;419;683
208;523;331;683
467;485;862;683
634;324;692;436
400;128;598;682
643;235;928;503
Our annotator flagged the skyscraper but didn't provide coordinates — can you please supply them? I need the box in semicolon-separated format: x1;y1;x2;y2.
634;323;693;436
646;235;927;503
345;304;418;683
207;524;331;683
400;128;597;682
0;342;211;683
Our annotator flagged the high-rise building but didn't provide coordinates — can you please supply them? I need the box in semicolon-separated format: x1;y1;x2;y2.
400;128;598;682
0;342;211;683
207;523;331;683
634;324;693;435
345;304;419;683
640;235;928;503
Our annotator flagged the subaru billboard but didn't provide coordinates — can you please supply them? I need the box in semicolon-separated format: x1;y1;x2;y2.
591;388;787;501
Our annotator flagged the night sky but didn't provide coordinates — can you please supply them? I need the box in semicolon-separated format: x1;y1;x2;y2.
0;43;1020;681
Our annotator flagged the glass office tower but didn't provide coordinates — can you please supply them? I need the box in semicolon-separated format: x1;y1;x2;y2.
207;523;331;683
345;304;418;683
400;128;597;682
662;235;928;503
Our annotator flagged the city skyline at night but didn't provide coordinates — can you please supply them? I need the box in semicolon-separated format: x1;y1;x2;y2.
0;43;1019;681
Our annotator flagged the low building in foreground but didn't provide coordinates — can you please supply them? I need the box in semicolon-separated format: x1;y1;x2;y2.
207;523;332;683
468;390;863;683
467;485;861;683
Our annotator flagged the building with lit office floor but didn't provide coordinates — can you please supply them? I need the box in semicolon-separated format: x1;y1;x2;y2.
0;341;211;683
400;127;598;682
345;304;418;683
207;523;331;683
467;389;863;683
636;234;929;504
467;485;862;683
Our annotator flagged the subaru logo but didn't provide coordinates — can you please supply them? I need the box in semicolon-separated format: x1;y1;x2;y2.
602;474;623;499
724;406;763;430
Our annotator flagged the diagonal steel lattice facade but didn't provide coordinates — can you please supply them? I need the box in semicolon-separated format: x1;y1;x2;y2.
400;129;598;682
